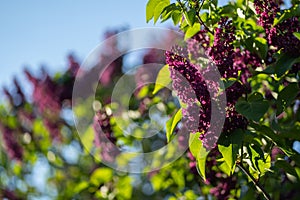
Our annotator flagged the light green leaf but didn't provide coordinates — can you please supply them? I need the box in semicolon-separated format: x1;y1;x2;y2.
166;108;182;142
116;176;132;199
171;169;185;189
219;161;232;176
189;132;209;180
218;129;244;175
74;181;89;194
294;32;300;40
153;64;171;95
146;0;161;22
184;23;200;40
80;125;95;154
154;1;170;23
90;168;113;186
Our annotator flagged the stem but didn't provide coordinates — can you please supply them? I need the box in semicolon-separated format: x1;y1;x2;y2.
195;12;214;34
237;163;272;200
177;0;214;35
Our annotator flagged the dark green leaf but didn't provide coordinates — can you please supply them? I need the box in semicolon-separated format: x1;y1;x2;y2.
236;92;269;122
222;77;237;89
276;83;299;115
160;3;177;22
249;122;295;157
172;10;182;25
273;5;300;26
275;160;297;177
254;37;268;60
274;53;300;77
183;8;196;26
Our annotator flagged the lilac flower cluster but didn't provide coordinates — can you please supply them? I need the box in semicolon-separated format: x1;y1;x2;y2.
93;108;119;163
24;55;79;139
0;125;23;161
254;0;300;72
208;17;236;78
1;80;30;161
254;0;279;33
166;50;211;136
269;17;300;53
166;18;256;149
254;0;300;53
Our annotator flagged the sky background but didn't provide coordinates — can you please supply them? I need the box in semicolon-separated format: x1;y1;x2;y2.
0;0;159;89
0;0;232;92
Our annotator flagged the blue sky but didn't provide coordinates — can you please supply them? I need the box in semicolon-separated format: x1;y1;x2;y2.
0;0;231;94
0;0;159;89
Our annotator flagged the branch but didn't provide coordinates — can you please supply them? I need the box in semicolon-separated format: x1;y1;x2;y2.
237;163;272;200
177;0;214;34
195;12;214;35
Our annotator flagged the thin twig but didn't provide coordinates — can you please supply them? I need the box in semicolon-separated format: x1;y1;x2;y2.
177;0;214;34
237;163;272;200
195;12;214;34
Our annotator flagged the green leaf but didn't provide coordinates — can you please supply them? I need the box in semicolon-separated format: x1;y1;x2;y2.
74;181;89;194
222;77;237;89
274;53;300;77
189;132;209;180
146;0;161;22
236;92;269;122
153;64;171;95
184;23;200;40
160;3;177;22
218;129;244;175
248;147;271;179
153;1;170;23
80;125;95;154
276;160;297;177
276;83;299;115
254;37;268;60
166;108;182;142
116;176;132;199
294;32;300;40
183;8;196;26
249;122;295;157
247;144;264;172
90;168;113;186
172;10;182;25
171;169;185;189
244;37;268;60
273;5;300;26
219;161;232;176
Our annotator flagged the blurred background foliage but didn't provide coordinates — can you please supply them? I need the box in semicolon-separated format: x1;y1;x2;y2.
1;0;300;200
